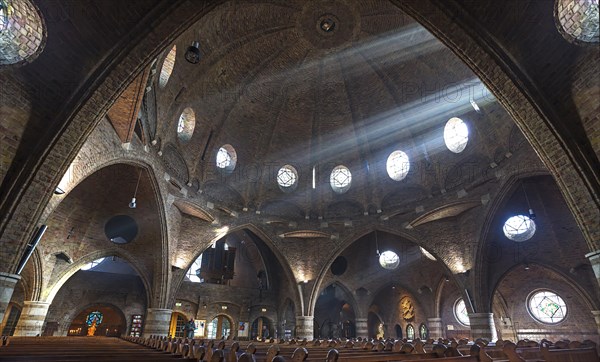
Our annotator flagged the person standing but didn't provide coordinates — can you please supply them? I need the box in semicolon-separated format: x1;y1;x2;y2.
183;318;196;339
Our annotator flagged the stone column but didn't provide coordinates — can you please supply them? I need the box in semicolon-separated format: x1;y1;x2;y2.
427;317;443;339
0;273;20;328
468;313;497;341
592;311;600;344
13;301;50;336
355;318;368;339
143;308;172;337
295;316;314;340
586;250;600;289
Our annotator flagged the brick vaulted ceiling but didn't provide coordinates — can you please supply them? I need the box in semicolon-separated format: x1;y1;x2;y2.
150;0;532;223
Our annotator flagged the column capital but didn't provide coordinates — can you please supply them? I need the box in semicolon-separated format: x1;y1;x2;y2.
585;250;600;259
0;272;21;283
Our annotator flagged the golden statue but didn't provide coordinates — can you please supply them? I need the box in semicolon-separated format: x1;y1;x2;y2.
87;319;97;336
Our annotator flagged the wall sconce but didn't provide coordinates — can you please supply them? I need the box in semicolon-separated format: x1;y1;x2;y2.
261;308;267;312
221;305;227;310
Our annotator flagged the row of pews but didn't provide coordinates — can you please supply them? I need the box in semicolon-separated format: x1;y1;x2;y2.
120;335;600;362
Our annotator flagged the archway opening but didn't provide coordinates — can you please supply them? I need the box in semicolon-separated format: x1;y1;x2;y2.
207;315;232;339
314;284;356;339
169;312;187;338
67;304;126;337
250;316;272;340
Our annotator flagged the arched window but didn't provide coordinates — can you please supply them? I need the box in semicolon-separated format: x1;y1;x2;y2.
419;323;428;339
159;45;176;88
555;0;599;44
454;298;470;326
386;150;410;181
0;0;46;66
527;290;567;324
406;324;415;340
503;215;536;242
444;117;469;153
177;107;196;142
277;164;298;191
330;165;352;193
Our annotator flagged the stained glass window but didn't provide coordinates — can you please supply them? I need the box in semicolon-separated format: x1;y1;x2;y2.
379;251;399;270
454;298;470;326
277;165;298;191
0;0;46;66
406;324;415;340
444;117;469;153
419;323;428;339
159;45;176;88
86;311;103;326
528;290;567;324
503;215;536;242
386;150;410;181
177;107;195;142
330;165;351;193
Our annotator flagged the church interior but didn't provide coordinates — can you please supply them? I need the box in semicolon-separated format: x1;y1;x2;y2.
0;0;599;361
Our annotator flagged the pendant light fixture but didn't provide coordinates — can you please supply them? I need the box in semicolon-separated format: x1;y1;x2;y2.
129;169;142;209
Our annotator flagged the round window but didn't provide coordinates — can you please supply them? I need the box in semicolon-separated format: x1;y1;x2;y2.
555;0;599;44
104;215;138;244
503;215;536;242
0;0;46;66
159;45;176;88
386;150;410;181
527;290;567;324
379;251;399;270
216;144;237;173
454;298;470;326
444;117;469;153
277;164;298;191
330;165;352;194
177;107;196;142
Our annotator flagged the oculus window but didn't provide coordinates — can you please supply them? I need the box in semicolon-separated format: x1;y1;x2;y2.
216;144;237;173
277;164;298;191
528;290;567;324
330;165;352;193
177;107;196;142
386;150;410;181
379;251;399;270
159;45;176;88
444;117;469;153
503;215;536;242
454;298;470;326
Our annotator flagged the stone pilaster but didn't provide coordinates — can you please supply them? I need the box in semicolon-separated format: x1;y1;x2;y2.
468;313;497;341
295;316;314;340
142;308;172;337
585;250;600;289
355;318;368;339
427;317;443;339
0;273;20;328
13;301;50;336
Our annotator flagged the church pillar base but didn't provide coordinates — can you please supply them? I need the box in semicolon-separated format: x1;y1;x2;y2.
142;308;172;338
13;301;50;336
295;316;314;340
585;250;600;289
0;273;20;329
427;317;443;339
355;318;368;339
468;313;497;342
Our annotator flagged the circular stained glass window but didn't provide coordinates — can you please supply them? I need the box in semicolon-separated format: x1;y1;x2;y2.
503;215;536;242
277;164;298;191
527;290;567;324
330;165;352;194
159;45;176;88
80;258;106;271
444;117;469;153
216;144;237;173
379;250;399;270
555;0;599;44
0;0;46;66
177;107;195;142
454;298;470;326
386;150;410;181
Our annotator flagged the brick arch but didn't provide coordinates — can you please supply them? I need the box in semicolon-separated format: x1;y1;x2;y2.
308;226;458;317
43;249;152;308
58;302;127;337
388;0;599;251
171;223;302;314
316;281;361;320
490;261;599;314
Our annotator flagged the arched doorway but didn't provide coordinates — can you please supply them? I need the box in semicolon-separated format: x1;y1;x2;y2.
368;311;384;339
67;304;126;337
250;316;272;340
314;284;357;339
169;312;187;338
207;315;232;339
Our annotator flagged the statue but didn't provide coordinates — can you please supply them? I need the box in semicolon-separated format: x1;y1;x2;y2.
87;319;97;336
